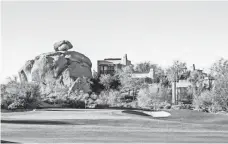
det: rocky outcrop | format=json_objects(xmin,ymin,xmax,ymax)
[{"xmin": 19, "ymin": 41, "xmax": 92, "ymax": 94}]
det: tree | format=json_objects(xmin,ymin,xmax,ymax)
[
  {"xmin": 92, "ymin": 70, "xmax": 98, "ymax": 79},
  {"xmin": 193, "ymin": 58, "xmax": 228, "ymax": 112},
  {"xmin": 134, "ymin": 61, "xmax": 157, "ymax": 73},
  {"xmin": 1, "ymin": 76, "xmax": 41, "ymax": 110},
  {"xmin": 188, "ymin": 70, "xmax": 205, "ymax": 97},
  {"xmin": 211, "ymin": 58, "xmax": 228, "ymax": 78},
  {"xmin": 115, "ymin": 66, "xmax": 146, "ymax": 92},
  {"xmin": 99, "ymin": 74, "xmax": 114, "ymax": 90},
  {"xmin": 134, "ymin": 61, "xmax": 165, "ymax": 83},
  {"xmin": 166, "ymin": 60, "xmax": 187, "ymax": 82},
  {"xmin": 210, "ymin": 58, "xmax": 228, "ymax": 109},
  {"xmin": 159, "ymin": 76, "xmax": 170, "ymax": 88}
]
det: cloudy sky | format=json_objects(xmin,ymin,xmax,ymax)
[{"xmin": 1, "ymin": 1, "xmax": 228, "ymax": 82}]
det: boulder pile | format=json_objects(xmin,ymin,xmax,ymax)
[{"xmin": 18, "ymin": 40, "xmax": 92, "ymax": 94}]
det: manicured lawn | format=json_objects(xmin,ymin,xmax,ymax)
[
  {"xmin": 1, "ymin": 109, "xmax": 228, "ymax": 143},
  {"xmin": 159, "ymin": 109, "xmax": 228, "ymax": 125}
]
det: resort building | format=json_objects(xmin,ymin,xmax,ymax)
[{"xmin": 97, "ymin": 54, "xmax": 131, "ymax": 75}]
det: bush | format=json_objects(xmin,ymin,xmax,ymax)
[
  {"xmin": 42, "ymin": 84, "xmax": 69, "ymax": 105},
  {"xmin": 158, "ymin": 101, "xmax": 171, "ymax": 109},
  {"xmin": 137, "ymin": 87, "xmax": 159, "ymax": 109},
  {"xmin": 90, "ymin": 78, "xmax": 104, "ymax": 93},
  {"xmin": 193, "ymin": 91, "xmax": 223, "ymax": 113},
  {"xmin": 157, "ymin": 87, "xmax": 172, "ymax": 103},
  {"xmin": 1, "ymin": 79, "xmax": 41, "ymax": 110},
  {"xmin": 95, "ymin": 90, "xmax": 121, "ymax": 107},
  {"xmin": 137, "ymin": 86, "xmax": 173, "ymax": 110},
  {"xmin": 64, "ymin": 91, "xmax": 89, "ymax": 108},
  {"xmin": 99, "ymin": 74, "xmax": 114, "ymax": 90}
]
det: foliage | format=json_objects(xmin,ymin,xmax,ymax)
[
  {"xmin": 134, "ymin": 61, "xmax": 165, "ymax": 84},
  {"xmin": 137, "ymin": 87, "xmax": 159, "ymax": 109},
  {"xmin": 90, "ymin": 78, "xmax": 105, "ymax": 94},
  {"xmin": 210, "ymin": 58, "xmax": 228, "ymax": 78},
  {"xmin": 134, "ymin": 61, "xmax": 157, "ymax": 73},
  {"xmin": 166, "ymin": 60, "xmax": 187, "ymax": 82},
  {"xmin": 159, "ymin": 76, "xmax": 170, "ymax": 87},
  {"xmin": 99, "ymin": 74, "xmax": 120, "ymax": 91},
  {"xmin": 188, "ymin": 70, "xmax": 205, "ymax": 97},
  {"xmin": 42, "ymin": 82, "xmax": 91, "ymax": 108},
  {"xmin": 115, "ymin": 66, "xmax": 146, "ymax": 92},
  {"xmin": 64, "ymin": 91, "xmax": 89, "ymax": 108},
  {"xmin": 158, "ymin": 101, "xmax": 171, "ymax": 109},
  {"xmin": 69, "ymin": 77, "xmax": 92, "ymax": 94},
  {"xmin": 193, "ymin": 58, "xmax": 228, "ymax": 112},
  {"xmin": 193, "ymin": 91, "xmax": 223, "ymax": 112},
  {"xmin": 210, "ymin": 58, "xmax": 228, "ymax": 110},
  {"xmin": 95, "ymin": 90, "xmax": 121, "ymax": 107},
  {"xmin": 157, "ymin": 87, "xmax": 172, "ymax": 103},
  {"xmin": 1, "ymin": 76, "xmax": 41, "ymax": 110},
  {"xmin": 99, "ymin": 74, "xmax": 114, "ymax": 90},
  {"xmin": 92, "ymin": 70, "xmax": 99, "ymax": 79}
]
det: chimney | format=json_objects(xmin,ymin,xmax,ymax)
[
  {"xmin": 193, "ymin": 64, "xmax": 195, "ymax": 71},
  {"xmin": 122, "ymin": 54, "xmax": 128, "ymax": 65}
]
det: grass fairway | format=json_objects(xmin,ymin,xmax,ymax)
[{"xmin": 1, "ymin": 109, "xmax": 228, "ymax": 143}]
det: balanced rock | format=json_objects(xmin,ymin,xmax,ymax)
[
  {"xmin": 54, "ymin": 40, "xmax": 73, "ymax": 51},
  {"xmin": 19, "ymin": 44, "xmax": 92, "ymax": 94}
]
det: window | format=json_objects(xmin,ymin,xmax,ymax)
[{"xmin": 104, "ymin": 66, "xmax": 108, "ymax": 70}]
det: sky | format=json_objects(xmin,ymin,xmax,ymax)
[{"xmin": 1, "ymin": 1, "xmax": 228, "ymax": 82}]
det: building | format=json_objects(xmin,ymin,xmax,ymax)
[
  {"xmin": 172, "ymin": 64, "xmax": 215, "ymax": 104},
  {"xmin": 131, "ymin": 68, "xmax": 154, "ymax": 80},
  {"xmin": 97, "ymin": 54, "xmax": 132, "ymax": 75}
]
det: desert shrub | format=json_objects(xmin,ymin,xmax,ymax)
[
  {"xmin": 99, "ymin": 74, "xmax": 120, "ymax": 91},
  {"xmin": 137, "ymin": 87, "xmax": 160, "ymax": 109},
  {"xmin": 99, "ymin": 74, "xmax": 115, "ymax": 90},
  {"xmin": 90, "ymin": 78, "xmax": 104, "ymax": 93},
  {"xmin": 7, "ymin": 100, "xmax": 25, "ymax": 110},
  {"xmin": 193, "ymin": 91, "xmax": 223, "ymax": 112},
  {"xmin": 64, "ymin": 91, "xmax": 89, "ymax": 108},
  {"xmin": 212, "ymin": 76, "xmax": 228, "ymax": 110},
  {"xmin": 116, "ymin": 101, "xmax": 139, "ymax": 109},
  {"xmin": 1, "ymin": 78, "xmax": 41, "ymax": 110},
  {"xmin": 158, "ymin": 101, "xmax": 171, "ymax": 109},
  {"xmin": 137, "ymin": 86, "xmax": 172, "ymax": 110},
  {"xmin": 192, "ymin": 58, "xmax": 228, "ymax": 112},
  {"xmin": 95, "ymin": 90, "xmax": 121, "ymax": 107},
  {"xmin": 157, "ymin": 87, "xmax": 172, "ymax": 103},
  {"xmin": 115, "ymin": 66, "xmax": 147, "ymax": 92},
  {"xmin": 42, "ymin": 83, "xmax": 69, "ymax": 105},
  {"xmin": 107, "ymin": 90, "xmax": 121, "ymax": 106}
]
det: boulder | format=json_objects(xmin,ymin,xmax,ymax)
[
  {"xmin": 19, "ymin": 49, "xmax": 92, "ymax": 95},
  {"xmin": 18, "ymin": 60, "xmax": 35, "ymax": 82},
  {"xmin": 54, "ymin": 40, "xmax": 73, "ymax": 51}
]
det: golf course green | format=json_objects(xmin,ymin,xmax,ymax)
[{"xmin": 1, "ymin": 109, "xmax": 228, "ymax": 143}]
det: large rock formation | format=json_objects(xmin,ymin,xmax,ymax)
[{"xmin": 18, "ymin": 41, "xmax": 92, "ymax": 94}]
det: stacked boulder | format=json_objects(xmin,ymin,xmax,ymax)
[{"xmin": 18, "ymin": 40, "xmax": 92, "ymax": 94}]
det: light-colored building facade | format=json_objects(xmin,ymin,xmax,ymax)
[
  {"xmin": 131, "ymin": 68, "xmax": 154, "ymax": 80},
  {"xmin": 97, "ymin": 54, "xmax": 132, "ymax": 75}
]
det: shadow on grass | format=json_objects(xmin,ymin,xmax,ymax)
[
  {"xmin": 1, "ymin": 140, "xmax": 19, "ymax": 143},
  {"xmin": 122, "ymin": 110, "xmax": 151, "ymax": 116},
  {"xmin": 107, "ymin": 107, "xmax": 153, "ymax": 111},
  {"xmin": 1, "ymin": 120, "xmax": 75, "ymax": 125},
  {"xmin": 1, "ymin": 109, "xmax": 33, "ymax": 113},
  {"xmin": 36, "ymin": 106, "xmax": 154, "ymax": 112}
]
